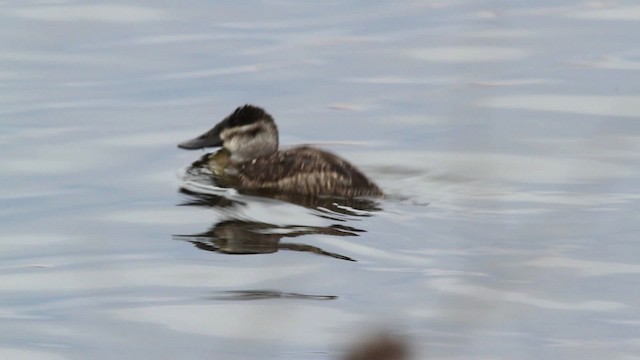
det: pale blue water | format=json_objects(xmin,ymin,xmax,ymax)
[{"xmin": 2, "ymin": 1, "xmax": 640, "ymax": 359}]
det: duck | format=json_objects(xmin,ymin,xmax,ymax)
[{"xmin": 178, "ymin": 105, "xmax": 383, "ymax": 198}]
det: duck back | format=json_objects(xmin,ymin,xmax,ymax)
[{"xmin": 233, "ymin": 146, "xmax": 383, "ymax": 198}]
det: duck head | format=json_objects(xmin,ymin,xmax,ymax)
[{"xmin": 178, "ymin": 105, "xmax": 279, "ymax": 162}]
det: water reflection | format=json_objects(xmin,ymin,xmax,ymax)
[
  {"xmin": 174, "ymin": 217, "xmax": 358, "ymax": 261},
  {"xmin": 209, "ymin": 290, "xmax": 337, "ymax": 301},
  {"xmin": 175, "ymin": 183, "xmax": 381, "ymax": 261}
]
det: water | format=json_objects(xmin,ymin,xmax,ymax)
[{"xmin": 2, "ymin": 1, "xmax": 640, "ymax": 359}]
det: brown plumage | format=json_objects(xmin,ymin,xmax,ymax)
[
  {"xmin": 178, "ymin": 105, "xmax": 383, "ymax": 198},
  {"xmin": 234, "ymin": 146, "xmax": 383, "ymax": 197}
]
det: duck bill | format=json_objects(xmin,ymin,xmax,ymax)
[{"xmin": 177, "ymin": 126, "xmax": 223, "ymax": 150}]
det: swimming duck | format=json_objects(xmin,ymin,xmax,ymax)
[{"xmin": 178, "ymin": 105, "xmax": 383, "ymax": 198}]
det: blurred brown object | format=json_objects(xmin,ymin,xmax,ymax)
[{"xmin": 343, "ymin": 333, "xmax": 411, "ymax": 360}]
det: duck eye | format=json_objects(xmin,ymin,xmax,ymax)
[{"xmin": 246, "ymin": 127, "xmax": 261, "ymax": 137}]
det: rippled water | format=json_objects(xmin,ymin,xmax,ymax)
[{"xmin": 2, "ymin": 1, "xmax": 640, "ymax": 359}]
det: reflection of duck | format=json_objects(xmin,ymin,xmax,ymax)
[
  {"xmin": 178, "ymin": 105, "xmax": 383, "ymax": 198},
  {"xmin": 175, "ymin": 188, "xmax": 376, "ymax": 261},
  {"xmin": 174, "ymin": 219, "xmax": 358, "ymax": 261}
]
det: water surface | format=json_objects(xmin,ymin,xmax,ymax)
[{"xmin": 2, "ymin": 1, "xmax": 640, "ymax": 359}]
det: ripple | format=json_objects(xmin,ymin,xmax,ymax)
[
  {"xmin": 113, "ymin": 303, "xmax": 362, "ymax": 345},
  {"xmin": 7, "ymin": 4, "xmax": 167, "ymax": 23},
  {"xmin": 525, "ymin": 256, "xmax": 640, "ymax": 276},
  {"xmin": 101, "ymin": 208, "xmax": 215, "ymax": 225},
  {"xmin": 0, "ymin": 261, "xmax": 323, "ymax": 292},
  {"xmin": 429, "ymin": 278, "xmax": 625, "ymax": 311},
  {"xmin": 462, "ymin": 29, "xmax": 537, "ymax": 39},
  {"xmin": 99, "ymin": 130, "xmax": 198, "ymax": 147},
  {"xmin": 114, "ymin": 33, "xmax": 247, "ymax": 46},
  {"xmin": 343, "ymin": 76, "xmax": 437, "ymax": 85},
  {"xmin": 569, "ymin": 55, "xmax": 640, "ymax": 70},
  {"xmin": 1, "ymin": 145, "xmax": 114, "ymax": 175},
  {"xmin": 470, "ymin": 78, "xmax": 558, "ymax": 87},
  {"xmin": 154, "ymin": 65, "xmax": 260, "ymax": 80},
  {"xmin": 571, "ymin": 5, "xmax": 640, "ymax": 21},
  {"xmin": 0, "ymin": 348, "xmax": 64, "ymax": 360},
  {"xmin": 353, "ymin": 150, "xmax": 634, "ymax": 185},
  {"xmin": 408, "ymin": 46, "xmax": 531, "ymax": 63},
  {"xmin": 478, "ymin": 94, "xmax": 640, "ymax": 118}
]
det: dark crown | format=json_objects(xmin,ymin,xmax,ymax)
[{"xmin": 224, "ymin": 105, "xmax": 273, "ymax": 128}]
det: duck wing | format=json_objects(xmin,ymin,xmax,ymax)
[{"xmin": 235, "ymin": 146, "xmax": 382, "ymax": 197}]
